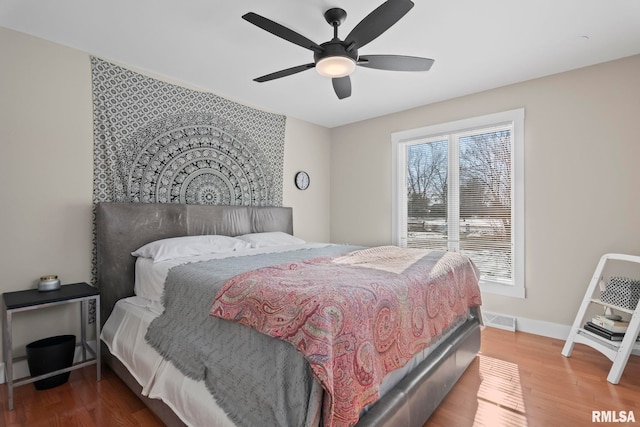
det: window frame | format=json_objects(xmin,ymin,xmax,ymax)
[{"xmin": 391, "ymin": 108, "xmax": 525, "ymax": 298}]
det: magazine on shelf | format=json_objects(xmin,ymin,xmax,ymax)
[
  {"xmin": 584, "ymin": 322, "xmax": 625, "ymax": 341},
  {"xmin": 591, "ymin": 315, "xmax": 629, "ymax": 333},
  {"xmin": 584, "ymin": 322, "xmax": 640, "ymax": 342}
]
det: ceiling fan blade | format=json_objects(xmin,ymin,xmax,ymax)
[
  {"xmin": 243, "ymin": 12, "xmax": 323, "ymax": 52},
  {"xmin": 344, "ymin": 0, "xmax": 414, "ymax": 51},
  {"xmin": 358, "ymin": 55, "xmax": 434, "ymax": 71},
  {"xmin": 254, "ymin": 63, "xmax": 316, "ymax": 82},
  {"xmin": 332, "ymin": 76, "xmax": 351, "ymax": 99}
]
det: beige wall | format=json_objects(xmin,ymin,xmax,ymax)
[
  {"xmin": 330, "ymin": 54, "xmax": 640, "ymax": 328},
  {"xmin": 283, "ymin": 117, "xmax": 331, "ymax": 242},
  {"xmin": 1, "ymin": 28, "xmax": 95, "ymax": 356},
  {"xmin": 0, "ymin": 27, "xmax": 331, "ymax": 360}
]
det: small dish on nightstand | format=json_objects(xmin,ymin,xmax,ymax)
[{"xmin": 38, "ymin": 275, "xmax": 61, "ymax": 292}]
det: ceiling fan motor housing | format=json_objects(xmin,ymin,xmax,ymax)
[{"xmin": 314, "ymin": 41, "xmax": 358, "ymax": 64}]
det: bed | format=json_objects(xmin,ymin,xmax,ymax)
[{"xmin": 95, "ymin": 202, "xmax": 482, "ymax": 427}]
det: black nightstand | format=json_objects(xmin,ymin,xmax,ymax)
[{"xmin": 1, "ymin": 282, "xmax": 101, "ymax": 410}]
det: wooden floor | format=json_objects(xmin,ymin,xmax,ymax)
[
  {"xmin": 1, "ymin": 327, "xmax": 639, "ymax": 426},
  {"xmin": 427, "ymin": 327, "xmax": 640, "ymax": 427}
]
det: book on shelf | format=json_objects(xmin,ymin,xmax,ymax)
[
  {"xmin": 583, "ymin": 322, "xmax": 640, "ymax": 342},
  {"xmin": 591, "ymin": 315, "xmax": 629, "ymax": 333},
  {"xmin": 584, "ymin": 322, "xmax": 625, "ymax": 341}
]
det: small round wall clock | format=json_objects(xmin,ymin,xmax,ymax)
[{"xmin": 295, "ymin": 171, "xmax": 310, "ymax": 190}]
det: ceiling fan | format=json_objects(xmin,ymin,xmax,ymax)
[{"xmin": 243, "ymin": 0, "xmax": 434, "ymax": 100}]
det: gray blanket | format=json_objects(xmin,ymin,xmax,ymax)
[{"xmin": 145, "ymin": 245, "xmax": 361, "ymax": 427}]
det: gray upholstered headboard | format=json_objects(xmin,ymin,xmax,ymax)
[{"xmin": 95, "ymin": 202, "xmax": 293, "ymax": 326}]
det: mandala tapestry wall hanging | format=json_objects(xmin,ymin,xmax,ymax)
[{"xmin": 91, "ymin": 57, "xmax": 286, "ymax": 207}]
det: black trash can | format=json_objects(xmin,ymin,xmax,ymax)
[{"xmin": 26, "ymin": 334, "xmax": 75, "ymax": 390}]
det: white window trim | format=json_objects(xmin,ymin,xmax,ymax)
[{"xmin": 391, "ymin": 109, "xmax": 525, "ymax": 298}]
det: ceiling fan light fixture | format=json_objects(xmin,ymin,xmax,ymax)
[{"xmin": 316, "ymin": 55, "xmax": 356, "ymax": 78}]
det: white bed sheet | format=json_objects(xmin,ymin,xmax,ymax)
[
  {"xmin": 134, "ymin": 243, "xmax": 334, "ymax": 304},
  {"xmin": 102, "ymin": 297, "xmax": 236, "ymax": 427}
]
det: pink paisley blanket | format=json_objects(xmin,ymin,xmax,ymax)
[{"xmin": 210, "ymin": 246, "xmax": 481, "ymax": 427}]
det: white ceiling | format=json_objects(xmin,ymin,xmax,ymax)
[{"xmin": 2, "ymin": 0, "xmax": 640, "ymax": 128}]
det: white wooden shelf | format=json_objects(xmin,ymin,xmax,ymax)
[
  {"xmin": 589, "ymin": 298, "xmax": 636, "ymax": 315},
  {"xmin": 562, "ymin": 253, "xmax": 640, "ymax": 384}
]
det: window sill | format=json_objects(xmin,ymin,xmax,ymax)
[{"xmin": 480, "ymin": 280, "xmax": 526, "ymax": 298}]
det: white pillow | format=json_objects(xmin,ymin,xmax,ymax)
[
  {"xmin": 132, "ymin": 235, "xmax": 252, "ymax": 263},
  {"xmin": 236, "ymin": 231, "xmax": 306, "ymax": 248}
]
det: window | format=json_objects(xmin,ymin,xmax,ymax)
[{"xmin": 392, "ymin": 109, "xmax": 525, "ymax": 298}]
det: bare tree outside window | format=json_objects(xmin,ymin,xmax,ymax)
[
  {"xmin": 459, "ymin": 130, "xmax": 512, "ymax": 280},
  {"xmin": 407, "ymin": 140, "xmax": 448, "ymax": 249},
  {"xmin": 406, "ymin": 129, "xmax": 513, "ymax": 281}
]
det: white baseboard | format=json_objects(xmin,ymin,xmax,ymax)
[
  {"xmin": 483, "ymin": 311, "xmax": 571, "ymax": 341},
  {"xmin": 515, "ymin": 316, "xmax": 571, "ymax": 341},
  {"xmin": 0, "ymin": 340, "xmax": 97, "ymax": 384}
]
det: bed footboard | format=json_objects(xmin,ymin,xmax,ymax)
[{"xmin": 356, "ymin": 316, "xmax": 481, "ymax": 426}]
